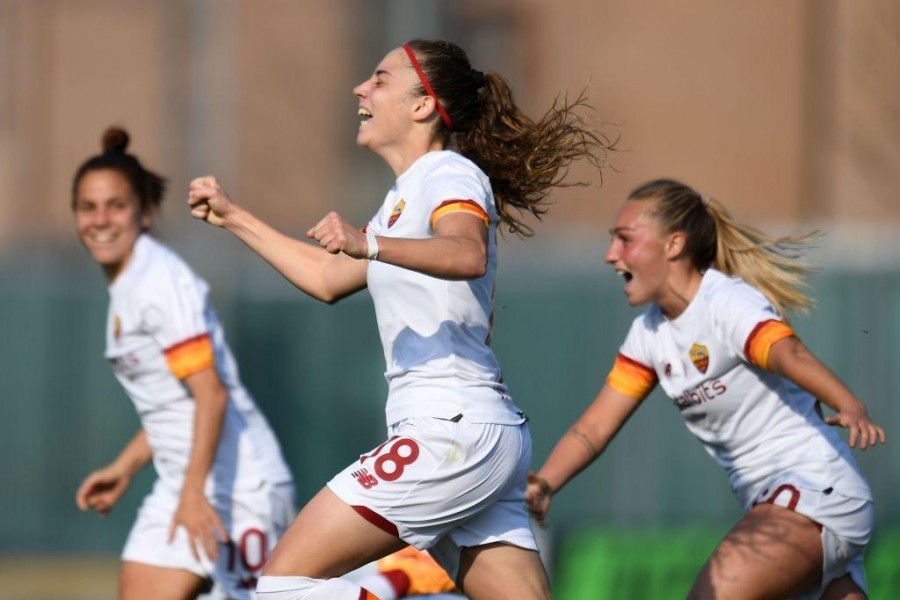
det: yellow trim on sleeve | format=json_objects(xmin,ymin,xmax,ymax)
[
  {"xmin": 607, "ymin": 354, "xmax": 657, "ymax": 400},
  {"xmin": 430, "ymin": 200, "xmax": 490, "ymax": 229},
  {"xmin": 164, "ymin": 334, "xmax": 215, "ymax": 380},
  {"xmin": 745, "ymin": 320, "xmax": 795, "ymax": 370}
]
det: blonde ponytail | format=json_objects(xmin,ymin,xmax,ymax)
[
  {"xmin": 629, "ymin": 179, "xmax": 818, "ymax": 320},
  {"xmin": 704, "ymin": 198, "xmax": 819, "ymax": 320}
]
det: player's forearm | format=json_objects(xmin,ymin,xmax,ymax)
[
  {"xmin": 769, "ymin": 338, "xmax": 867, "ymax": 414},
  {"xmin": 374, "ymin": 234, "xmax": 487, "ymax": 280},
  {"xmin": 537, "ymin": 412, "xmax": 613, "ymax": 493},
  {"xmin": 225, "ymin": 205, "xmax": 359, "ymax": 301},
  {"xmin": 538, "ymin": 388, "xmax": 644, "ymax": 493},
  {"xmin": 536, "ymin": 434, "xmax": 599, "ymax": 495},
  {"xmin": 110, "ymin": 429, "xmax": 153, "ymax": 477},
  {"xmin": 182, "ymin": 386, "xmax": 228, "ymax": 496}
]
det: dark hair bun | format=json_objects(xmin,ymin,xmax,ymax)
[{"xmin": 102, "ymin": 127, "xmax": 130, "ymax": 154}]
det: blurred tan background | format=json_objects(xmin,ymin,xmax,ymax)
[
  {"xmin": 2, "ymin": 1, "xmax": 899, "ymax": 599},
  {"xmin": 3, "ymin": 0, "xmax": 899, "ymax": 246}
]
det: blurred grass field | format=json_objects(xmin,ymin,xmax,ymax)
[
  {"xmin": 3, "ymin": 528, "xmax": 898, "ymax": 600},
  {"xmin": 0, "ymin": 556, "xmax": 118, "ymax": 600},
  {"xmin": 552, "ymin": 527, "xmax": 900, "ymax": 600}
]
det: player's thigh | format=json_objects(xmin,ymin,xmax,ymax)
[
  {"xmin": 263, "ymin": 486, "xmax": 406, "ymax": 579},
  {"xmin": 457, "ymin": 543, "xmax": 550, "ymax": 600},
  {"xmin": 688, "ymin": 502, "xmax": 823, "ymax": 599},
  {"xmin": 428, "ymin": 478, "xmax": 539, "ymax": 583},
  {"xmin": 120, "ymin": 561, "xmax": 206, "ymax": 600}
]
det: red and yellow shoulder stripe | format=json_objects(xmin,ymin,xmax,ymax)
[
  {"xmin": 430, "ymin": 199, "xmax": 489, "ymax": 229},
  {"xmin": 164, "ymin": 333, "xmax": 215, "ymax": 380},
  {"xmin": 607, "ymin": 353, "xmax": 657, "ymax": 399},
  {"xmin": 744, "ymin": 319, "xmax": 795, "ymax": 370}
]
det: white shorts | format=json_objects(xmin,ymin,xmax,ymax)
[
  {"xmin": 123, "ymin": 479, "xmax": 296, "ymax": 599},
  {"xmin": 753, "ymin": 478, "xmax": 873, "ymax": 598},
  {"xmin": 327, "ymin": 416, "xmax": 538, "ymax": 580}
]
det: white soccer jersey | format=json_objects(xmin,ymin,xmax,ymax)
[
  {"xmin": 364, "ymin": 151, "xmax": 524, "ymax": 426},
  {"xmin": 105, "ymin": 234, "xmax": 293, "ymax": 496},
  {"xmin": 606, "ymin": 269, "xmax": 871, "ymax": 512}
]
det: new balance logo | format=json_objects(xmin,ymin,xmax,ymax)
[{"xmin": 352, "ymin": 468, "xmax": 378, "ymax": 489}]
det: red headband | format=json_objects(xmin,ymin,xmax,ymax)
[{"xmin": 403, "ymin": 43, "xmax": 453, "ymax": 132}]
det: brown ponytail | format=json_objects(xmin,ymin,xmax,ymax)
[{"xmin": 405, "ymin": 39, "xmax": 615, "ymax": 236}]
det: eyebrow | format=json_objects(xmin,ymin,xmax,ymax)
[
  {"xmin": 374, "ymin": 69, "xmax": 391, "ymax": 78},
  {"xmin": 609, "ymin": 226, "xmax": 635, "ymax": 235}
]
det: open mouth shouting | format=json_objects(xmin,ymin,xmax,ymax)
[
  {"xmin": 614, "ymin": 267, "xmax": 638, "ymax": 301},
  {"xmin": 615, "ymin": 268, "xmax": 633, "ymax": 285},
  {"xmin": 358, "ymin": 107, "xmax": 372, "ymax": 127}
]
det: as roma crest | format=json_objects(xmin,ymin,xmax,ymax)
[
  {"xmin": 689, "ymin": 343, "xmax": 709, "ymax": 374},
  {"xmin": 388, "ymin": 199, "xmax": 406, "ymax": 228},
  {"xmin": 113, "ymin": 315, "xmax": 122, "ymax": 342}
]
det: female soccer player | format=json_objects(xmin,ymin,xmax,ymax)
[
  {"xmin": 526, "ymin": 179, "xmax": 885, "ymax": 599},
  {"xmin": 189, "ymin": 39, "xmax": 612, "ymax": 600},
  {"xmin": 73, "ymin": 127, "xmax": 295, "ymax": 600}
]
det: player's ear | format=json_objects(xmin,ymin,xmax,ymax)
[
  {"xmin": 411, "ymin": 94, "xmax": 437, "ymax": 123},
  {"xmin": 666, "ymin": 231, "xmax": 686, "ymax": 260},
  {"xmin": 140, "ymin": 206, "xmax": 154, "ymax": 231}
]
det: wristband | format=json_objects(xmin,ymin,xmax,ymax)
[{"xmin": 366, "ymin": 232, "xmax": 379, "ymax": 261}]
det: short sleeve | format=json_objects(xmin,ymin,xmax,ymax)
[
  {"xmin": 423, "ymin": 161, "xmax": 491, "ymax": 230},
  {"xmin": 364, "ymin": 203, "xmax": 387, "ymax": 236},
  {"xmin": 607, "ymin": 316, "xmax": 659, "ymax": 400},
  {"xmin": 140, "ymin": 266, "xmax": 215, "ymax": 379},
  {"xmin": 711, "ymin": 281, "xmax": 795, "ymax": 370}
]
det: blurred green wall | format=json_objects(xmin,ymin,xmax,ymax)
[{"xmin": 1, "ymin": 247, "xmax": 897, "ymax": 557}]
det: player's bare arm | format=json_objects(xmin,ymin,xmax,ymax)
[
  {"xmin": 334, "ymin": 210, "xmax": 488, "ymax": 280},
  {"xmin": 169, "ymin": 367, "xmax": 230, "ymax": 561},
  {"xmin": 767, "ymin": 336, "xmax": 886, "ymax": 449},
  {"xmin": 75, "ymin": 428, "xmax": 152, "ymax": 516},
  {"xmin": 527, "ymin": 385, "xmax": 644, "ymax": 525},
  {"xmin": 188, "ymin": 176, "xmax": 368, "ymax": 303}
]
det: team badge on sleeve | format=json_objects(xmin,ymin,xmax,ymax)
[
  {"xmin": 388, "ymin": 200, "xmax": 406, "ymax": 228},
  {"xmin": 113, "ymin": 315, "xmax": 122, "ymax": 342},
  {"xmin": 690, "ymin": 343, "xmax": 710, "ymax": 374}
]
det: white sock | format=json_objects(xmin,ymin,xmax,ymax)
[
  {"xmin": 256, "ymin": 575, "xmax": 373, "ymax": 600},
  {"xmin": 356, "ymin": 574, "xmax": 399, "ymax": 600}
]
